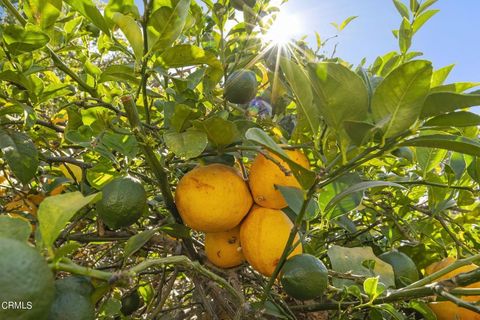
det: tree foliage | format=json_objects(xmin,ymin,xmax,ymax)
[{"xmin": 0, "ymin": 0, "xmax": 479, "ymax": 319}]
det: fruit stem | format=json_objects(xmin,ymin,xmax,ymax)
[{"xmin": 122, "ymin": 96, "xmax": 198, "ymax": 259}]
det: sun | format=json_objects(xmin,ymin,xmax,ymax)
[{"xmin": 261, "ymin": 10, "xmax": 304, "ymax": 46}]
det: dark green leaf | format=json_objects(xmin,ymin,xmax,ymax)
[
  {"xmin": 401, "ymin": 134, "xmax": 480, "ymax": 156},
  {"xmin": 325, "ymin": 181, "xmax": 405, "ymax": 214},
  {"xmin": 276, "ymin": 186, "xmax": 318, "ymax": 221},
  {"xmin": 98, "ymin": 65, "xmax": 139, "ymax": 84},
  {"xmin": 0, "ymin": 129, "xmax": 39, "ymax": 184},
  {"xmin": 408, "ymin": 300, "xmax": 436, "ymax": 320},
  {"xmin": 159, "ymin": 223, "xmax": 191, "ymax": 239}
]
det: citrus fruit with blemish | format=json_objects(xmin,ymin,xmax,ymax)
[
  {"xmin": 240, "ymin": 206, "xmax": 302, "ymax": 277},
  {"xmin": 205, "ymin": 226, "xmax": 244, "ymax": 268},
  {"xmin": 175, "ymin": 164, "xmax": 253, "ymax": 232},
  {"xmin": 248, "ymin": 149, "xmax": 310, "ymax": 209}
]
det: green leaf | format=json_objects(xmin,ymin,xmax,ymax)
[
  {"xmin": 399, "ymin": 17, "xmax": 412, "ymax": 54},
  {"xmin": 418, "ymin": 0, "xmax": 438, "ymax": 14},
  {"xmin": 408, "ymin": 300, "xmax": 437, "ymax": 320},
  {"xmin": 420, "ymin": 92, "xmax": 480, "ymax": 118},
  {"xmin": 309, "ymin": 62, "xmax": 369, "ymax": 135},
  {"xmin": 245, "ymin": 128, "xmax": 316, "ymax": 189},
  {"xmin": 431, "ymin": 64, "xmax": 454, "ymax": 87},
  {"xmin": 449, "ymin": 152, "xmax": 466, "ymax": 180},
  {"xmin": 104, "ymin": 0, "xmax": 140, "ymax": 25},
  {"xmin": 364, "ymin": 277, "xmax": 385, "ymax": 301},
  {"xmin": 431, "ymin": 82, "xmax": 480, "ymax": 93},
  {"xmin": 0, "ymin": 70, "xmax": 34, "ymax": 92},
  {"xmin": 124, "ymin": 229, "xmax": 157, "ymax": 259},
  {"xmin": 112, "ymin": 12, "xmax": 143, "ymax": 61},
  {"xmin": 424, "ymin": 111, "xmax": 480, "ymax": 128},
  {"xmin": 372, "ymin": 60, "xmax": 432, "ymax": 138},
  {"xmin": 0, "ymin": 129, "xmax": 39, "ymax": 184},
  {"xmin": 38, "ymin": 192, "xmax": 101, "ymax": 248},
  {"xmin": 157, "ymin": 44, "xmax": 223, "ymax": 90},
  {"xmin": 24, "ymin": 0, "xmax": 62, "ymax": 29},
  {"xmin": 327, "ymin": 245, "xmax": 395, "ymax": 288},
  {"xmin": 0, "ymin": 216, "xmax": 32, "ymax": 242},
  {"xmin": 170, "ymin": 104, "xmax": 201, "ymax": 132},
  {"xmin": 331, "ymin": 16, "xmax": 358, "ymax": 31},
  {"xmin": 343, "ymin": 120, "xmax": 376, "ymax": 146},
  {"xmin": 325, "ymin": 181, "xmax": 405, "ymax": 214},
  {"xmin": 149, "ymin": 0, "xmax": 191, "ymax": 52},
  {"xmin": 416, "ymin": 147, "xmax": 447, "ymax": 177},
  {"xmin": 280, "ymin": 59, "xmax": 318, "ymax": 136},
  {"xmin": 163, "ymin": 129, "xmax": 208, "ymax": 159},
  {"xmin": 101, "ymin": 132, "xmax": 139, "ymax": 158},
  {"xmin": 64, "ymin": 0, "xmax": 111, "ymax": 36},
  {"xmin": 159, "ymin": 223, "xmax": 191, "ymax": 239},
  {"xmin": 401, "ymin": 134, "xmax": 480, "ymax": 156},
  {"xmin": 193, "ymin": 117, "xmax": 240, "ymax": 148},
  {"xmin": 318, "ymin": 173, "xmax": 363, "ymax": 219},
  {"xmin": 393, "ymin": 0, "xmax": 410, "ymax": 18},
  {"xmin": 375, "ymin": 304, "xmax": 406, "ymax": 320},
  {"xmin": 98, "ymin": 64, "xmax": 139, "ymax": 84},
  {"xmin": 412, "ymin": 10, "xmax": 439, "ymax": 33},
  {"xmin": 276, "ymin": 186, "xmax": 319, "ymax": 221},
  {"xmin": 2, "ymin": 24, "xmax": 49, "ymax": 54}
]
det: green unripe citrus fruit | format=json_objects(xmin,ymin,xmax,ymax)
[
  {"xmin": 97, "ymin": 176, "xmax": 147, "ymax": 229},
  {"xmin": 48, "ymin": 278, "xmax": 95, "ymax": 320},
  {"xmin": 54, "ymin": 276, "xmax": 94, "ymax": 297},
  {"xmin": 378, "ymin": 250, "xmax": 419, "ymax": 288},
  {"xmin": 121, "ymin": 290, "xmax": 143, "ymax": 316},
  {"xmin": 231, "ymin": 0, "xmax": 256, "ymax": 11},
  {"xmin": 280, "ymin": 254, "xmax": 328, "ymax": 301},
  {"xmin": 0, "ymin": 237, "xmax": 55, "ymax": 320},
  {"xmin": 224, "ymin": 69, "xmax": 257, "ymax": 104}
]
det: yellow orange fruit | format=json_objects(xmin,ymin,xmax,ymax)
[
  {"xmin": 429, "ymin": 302, "xmax": 480, "ymax": 320},
  {"xmin": 175, "ymin": 164, "xmax": 253, "ymax": 232},
  {"xmin": 59, "ymin": 163, "xmax": 83, "ymax": 182},
  {"xmin": 205, "ymin": 226, "xmax": 244, "ymax": 268},
  {"xmin": 248, "ymin": 149, "xmax": 310, "ymax": 209},
  {"xmin": 240, "ymin": 206, "xmax": 302, "ymax": 277},
  {"xmin": 426, "ymin": 257, "xmax": 480, "ymax": 319}
]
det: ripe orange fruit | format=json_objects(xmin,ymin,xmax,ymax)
[
  {"xmin": 248, "ymin": 149, "xmax": 309, "ymax": 209},
  {"xmin": 240, "ymin": 206, "xmax": 302, "ymax": 277},
  {"xmin": 175, "ymin": 164, "xmax": 253, "ymax": 232},
  {"xmin": 205, "ymin": 226, "xmax": 244, "ymax": 268},
  {"xmin": 426, "ymin": 257, "xmax": 480, "ymax": 319}
]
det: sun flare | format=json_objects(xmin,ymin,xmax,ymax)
[{"xmin": 262, "ymin": 11, "xmax": 303, "ymax": 46}]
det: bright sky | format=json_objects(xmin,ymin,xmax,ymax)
[
  {"xmin": 134, "ymin": 0, "xmax": 479, "ymax": 84},
  {"xmin": 277, "ymin": 0, "xmax": 480, "ymax": 84}
]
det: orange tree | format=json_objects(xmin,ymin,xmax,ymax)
[{"xmin": 0, "ymin": 0, "xmax": 480, "ymax": 319}]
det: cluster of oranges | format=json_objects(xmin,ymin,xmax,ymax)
[{"xmin": 174, "ymin": 149, "xmax": 309, "ymax": 276}]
